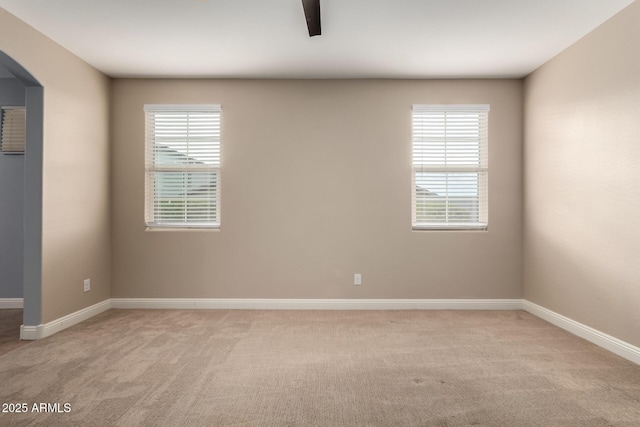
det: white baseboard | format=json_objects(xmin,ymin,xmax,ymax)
[
  {"xmin": 19, "ymin": 298, "xmax": 520, "ymax": 341},
  {"xmin": 110, "ymin": 298, "xmax": 523, "ymax": 310},
  {"xmin": 20, "ymin": 299, "xmax": 111, "ymax": 341},
  {"xmin": 522, "ymin": 300, "xmax": 640, "ymax": 366},
  {"xmin": 0, "ymin": 298, "xmax": 23, "ymax": 309},
  {"xmin": 15, "ymin": 297, "xmax": 640, "ymax": 366},
  {"xmin": 19, "ymin": 325, "xmax": 39, "ymax": 340}
]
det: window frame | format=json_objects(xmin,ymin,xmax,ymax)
[
  {"xmin": 411, "ymin": 104, "xmax": 489, "ymax": 231},
  {"xmin": 144, "ymin": 104, "xmax": 221, "ymax": 230}
]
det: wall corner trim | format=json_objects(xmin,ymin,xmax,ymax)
[
  {"xmin": 0, "ymin": 298, "xmax": 24, "ymax": 309},
  {"xmin": 20, "ymin": 299, "xmax": 111, "ymax": 341},
  {"xmin": 522, "ymin": 300, "xmax": 640, "ymax": 365},
  {"xmin": 19, "ymin": 324, "xmax": 40, "ymax": 340}
]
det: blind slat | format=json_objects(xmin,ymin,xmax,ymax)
[{"xmin": 1, "ymin": 107, "xmax": 26, "ymax": 154}]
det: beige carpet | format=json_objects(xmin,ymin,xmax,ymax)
[
  {"xmin": 1, "ymin": 309, "xmax": 639, "ymax": 426},
  {"xmin": 0, "ymin": 309, "xmax": 28, "ymax": 357}
]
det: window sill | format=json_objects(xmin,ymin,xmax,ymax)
[
  {"xmin": 145, "ymin": 223, "xmax": 220, "ymax": 232},
  {"xmin": 412, "ymin": 224, "xmax": 487, "ymax": 231}
]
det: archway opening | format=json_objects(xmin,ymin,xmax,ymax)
[{"xmin": 0, "ymin": 50, "xmax": 43, "ymax": 338}]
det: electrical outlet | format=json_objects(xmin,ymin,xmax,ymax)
[
  {"xmin": 83, "ymin": 279, "xmax": 91, "ymax": 292},
  {"xmin": 354, "ymin": 273, "xmax": 362, "ymax": 285}
]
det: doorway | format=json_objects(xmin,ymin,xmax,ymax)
[{"xmin": 0, "ymin": 50, "xmax": 43, "ymax": 340}]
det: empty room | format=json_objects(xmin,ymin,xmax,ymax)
[{"xmin": 0, "ymin": 0, "xmax": 639, "ymax": 425}]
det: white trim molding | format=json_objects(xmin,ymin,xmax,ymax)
[
  {"xmin": 0, "ymin": 298, "xmax": 23, "ymax": 309},
  {"xmin": 19, "ymin": 298, "xmax": 520, "ymax": 341},
  {"xmin": 110, "ymin": 298, "xmax": 523, "ymax": 311},
  {"xmin": 19, "ymin": 325, "xmax": 39, "ymax": 340},
  {"xmin": 523, "ymin": 300, "xmax": 640, "ymax": 366},
  {"xmin": 14, "ymin": 297, "xmax": 640, "ymax": 367},
  {"xmin": 20, "ymin": 299, "xmax": 111, "ymax": 341}
]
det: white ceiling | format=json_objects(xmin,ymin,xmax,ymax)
[{"xmin": 0, "ymin": 0, "xmax": 634, "ymax": 79}]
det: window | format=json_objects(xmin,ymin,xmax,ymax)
[
  {"xmin": 1, "ymin": 106, "xmax": 26, "ymax": 154},
  {"xmin": 145, "ymin": 104, "xmax": 221, "ymax": 228},
  {"xmin": 412, "ymin": 104, "xmax": 489, "ymax": 230}
]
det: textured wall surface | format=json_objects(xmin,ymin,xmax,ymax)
[
  {"xmin": 112, "ymin": 79, "xmax": 523, "ymax": 299},
  {"xmin": 524, "ymin": 2, "xmax": 640, "ymax": 346}
]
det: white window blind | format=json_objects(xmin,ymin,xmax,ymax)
[
  {"xmin": 412, "ymin": 104, "xmax": 489, "ymax": 229},
  {"xmin": 1, "ymin": 106, "xmax": 26, "ymax": 154},
  {"xmin": 145, "ymin": 104, "xmax": 221, "ymax": 228}
]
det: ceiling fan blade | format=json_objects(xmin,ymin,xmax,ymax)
[{"xmin": 301, "ymin": 0, "xmax": 321, "ymax": 37}]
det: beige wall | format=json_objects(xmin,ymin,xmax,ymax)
[
  {"xmin": 3, "ymin": 0, "xmax": 639, "ymax": 351},
  {"xmin": 112, "ymin": 79, "xmax": 523, "ymax": 299},
  {"xmin": 0, "ymin": 9, "xmax": 111, "ymax": 322},
  {"xmin": 524, "ymin": 2, "xmax": 640, "ymax": 346}
]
